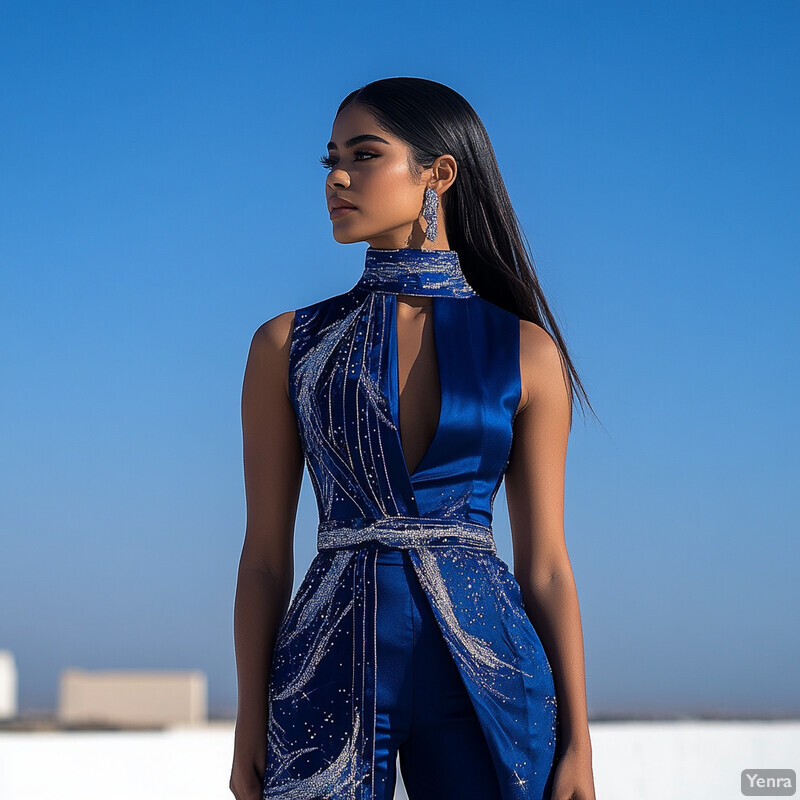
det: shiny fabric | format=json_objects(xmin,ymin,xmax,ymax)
[
  {"xmin": 371, "ymin": 546, "xmax": 504, "ymax": 800},
  {"xmin": 262, "ymin": 247, "xmax": 559, "ymax": 800}
]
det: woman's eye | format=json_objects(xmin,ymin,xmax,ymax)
[{"xmin": 319, "ymin": 150, "xmax": 378, "ymax": 170}]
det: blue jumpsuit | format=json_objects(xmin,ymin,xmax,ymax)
[{"xmin": 262, "ymin": 247, "xmax": 560, "ymax": 800}]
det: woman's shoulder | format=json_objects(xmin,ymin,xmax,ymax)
[
  {"xmin": 517, "ymin": 319, "xmax": 566, "ymax": 413},
  {"xmin": 249, "ymin": 310, "xmax": 296, "ymax": 363},
  {"xmin": 250, "ymin": 288, "xmax": 361, "ymax": 361},
  {"xmin": 519, "ymin": 318, "xmax": 558, "ymax": 354},
  {"xmin": 470, "ymin": 298, "xmax": 557, "ymax": 355}
]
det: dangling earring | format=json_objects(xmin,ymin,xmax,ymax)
[{"xmin": 421, "ymin": 187, "xmax": 438, "ymax": 242}]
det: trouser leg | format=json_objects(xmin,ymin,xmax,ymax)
[
  {"xmin": 373, "ymin": 547, "xmax": 414, "ymax": 800},
  {"xmin": 398, "ymin": 551, "xmax": 502, "ymax": 800}
]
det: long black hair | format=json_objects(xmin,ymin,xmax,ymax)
[{"xmin": 335, "ymin": 77, "xmax": 598, "ymax": 428}]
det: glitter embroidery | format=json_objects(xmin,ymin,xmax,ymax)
[{"xmin": 263, "ymin": 247, "xmax": 559, "ymax": 800}]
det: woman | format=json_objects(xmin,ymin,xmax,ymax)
[{"xmin": 231, "ymin": 77, "xmax": 597, "ymax": 800}]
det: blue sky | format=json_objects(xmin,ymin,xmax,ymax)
[{"xmin": 1, "ymin": 0, "xmax": 798, "ymax": 718}]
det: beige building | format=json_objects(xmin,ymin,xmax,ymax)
[{"xmin": 58, "ymin": 668, "xmax": 207, "ymax": 727}]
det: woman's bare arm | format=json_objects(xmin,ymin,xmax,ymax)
[
  {"xmin": 231, "ymin": 311, "xmax": 304, "ymax": 797},
  {"xmin": 504, "ymin": 319, "xmax": 592, "ymax": 756}
]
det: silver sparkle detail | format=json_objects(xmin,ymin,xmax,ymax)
[
  {"xmin": 317, "ymin": 515, "xmax": 497, "ymax": 553},
  {"xmin": 355, "ymin": 247, "xmax": 476, "ymax": 298}
]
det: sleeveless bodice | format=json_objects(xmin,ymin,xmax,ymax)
[
  {"xmin": 262, "ymin": 247, "xmax": 559, "ymax": 800},
  {"xmin": 289, "ymin": 246, "xmax": 520, "ymax": 536}
]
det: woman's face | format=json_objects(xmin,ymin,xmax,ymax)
[{"xmin": 323, "ymin": 104, "xmax": 450, "ymax": 249}]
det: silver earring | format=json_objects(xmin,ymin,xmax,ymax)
[{"xmin": 422, "ymin": 187, "xmax": 438, "ymax": 242}]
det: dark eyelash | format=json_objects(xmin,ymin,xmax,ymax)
[{"xmin": 319, "ymin": 149, "xmax": 378, "ymax": 170}]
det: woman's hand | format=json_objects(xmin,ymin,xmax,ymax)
[
  {"xmin": 229, "ymin": 754, "xmax": 264, "ymax": 800},
  {"xmin": 550, "ymin": 743, "xmax": 596, "ymax": 800}
]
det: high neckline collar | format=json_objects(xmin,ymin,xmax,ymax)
[{"xmin": 354, "ymin": 247, "xmax": 476, "ymax": 298}]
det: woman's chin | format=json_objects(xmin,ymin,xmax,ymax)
[{"xmin": 332, "ymin": 228, "xmax": 367, "ymax": 245}]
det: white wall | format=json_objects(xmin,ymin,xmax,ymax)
[
  {"xmin": 0, "ymin": 721, "xmax": 797, "ymax": 800},
  {"xmin": 0, "ymin": 651, "xmax": 18, "ymax": 720}
]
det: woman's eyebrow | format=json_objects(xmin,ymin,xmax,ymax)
[{"xmin": 327, "ymin": 134, "xmax": 391, "ymax": 150}]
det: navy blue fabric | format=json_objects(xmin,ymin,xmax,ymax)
[
  {"xmin": 262, "ymin": 247, "xmax": 560, "ymax": 800},
  {"xmin": 373, "ymin": 546, "xmax": 504, "ymax": 800},
  {"xmin": 286, "ymin": 285, "xmax": 520, "ymax": 528}
]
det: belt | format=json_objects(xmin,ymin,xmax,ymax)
[{"xmin": 317, "ymin": 516, "xmax": 497, "ymax": 554}]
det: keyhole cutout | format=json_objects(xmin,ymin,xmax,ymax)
[{"xmin": 394, "ymin": 295, "xmax": 442, "ymax": 479}]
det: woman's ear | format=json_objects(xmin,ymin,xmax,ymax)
[{"xmin": 430, "ymin": 154, "xmax": 457, "ymax": 194}]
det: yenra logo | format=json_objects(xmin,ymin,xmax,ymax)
[{"xmin": 741, "ymin": 769, "xmax": 796, "ymax": 796}]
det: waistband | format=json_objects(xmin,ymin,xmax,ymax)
[{"xmin": 317, "ymin": 516, "xmax": 497, "ymax": 554}]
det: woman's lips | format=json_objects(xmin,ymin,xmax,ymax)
[{"xmin": 330, "ymin": 206, "xmax": 357, "ymax": 219}]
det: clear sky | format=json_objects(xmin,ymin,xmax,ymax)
[{"xmin": 1, "ymin": 0, "xmax": 798, "ymax": 718}]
